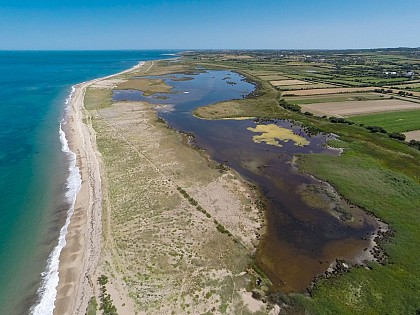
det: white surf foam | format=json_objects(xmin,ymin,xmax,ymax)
[
  {"xmin": 30, "ymin": 60, "xmax": 146, "ymax": 315},
  {"xmin": 30, "ymin": 86, "xmax": 82, "ymax": 315}
]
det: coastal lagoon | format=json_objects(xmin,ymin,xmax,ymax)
[
  {"xmin": 0, "ymin": 51, "xmax": 176, "ymax": 314},
  {"xmin": 114, "ymin": 69, "xmax": 378, "ymax": 292}
]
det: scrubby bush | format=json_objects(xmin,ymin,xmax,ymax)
[
  {"xmin": 366, "ymin": 125, "xmax": 387, "ymax": 133},
  {"xmin": 328, "ymin": 117, "xmax": 354, "ymax": 125},
  {"xmin": 389, "ymin": 133, "xmax": 406, "ymax": 141},
  {"xmin": 278, "ymin": 99, "xmax": 301, "ymax": 112}
]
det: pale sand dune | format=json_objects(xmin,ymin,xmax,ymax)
[{"xmin": 300, "ymin": 99, "xmax": 420, "ymax": 117}]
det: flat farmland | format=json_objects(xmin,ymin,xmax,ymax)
[
  {"xmin": 270, "ymin": 79, "xmax": 311, "ymax": 86},
  {"xmin": 388, "ymin": 82, "xmax": 420, "ymax": 92},
  {"xmin": 300, "ymin": 99, "xmax": 420, "ymax": 117},
  {"xmin": 283, "ymin": 86, "xmax": 376, "ymax": 96},
  {"xmin": 285, "ymin": 92, "xmax": 390, "ymax": 105},
  {"xmin": 257, "ymin": 74, "xmax": 290, "ymax": 81},
  {"xmin": 348, "ymin": 109, "xmax": 420, "ymax": 133},
  {"xmin": 246, "ymin": 69, "xmax": 290, "ymax": 81},
  {"xmin": 389, "ymin": 82, "xmax": 420, "ymax": 87},
  {"xmin": 277, "ymin": 83, "xmax": 339, "ymax": 90}
]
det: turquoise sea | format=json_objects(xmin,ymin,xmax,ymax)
[{"xmin": 0, "ymin": 51, "xmax": 176, "ymax": 314}]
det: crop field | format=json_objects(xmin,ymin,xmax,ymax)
[
  {"xmin": 285, "ymin": 92, "xmax": 390, "ymax": 105},
  {"xmin": 387, "ymin": 82, "xmax": 420, "ymax": 92},
  {"xmin": 269, "ymin": 79, "xmax": 311, "ymax": 86},
  {"xmin": 257, "ymin": 74, "xmax": 289, "ymax": 81},
  {"xmin": 348, "ymin": 109, "xmax": 420, "ymax": 133},
  {"xmin": 274, "ymin": 83, "xmax": 336, "ymax": 90},
  {"xmin": 300, "ymin": 99, "xmax": 420, "ymax": 117},
  {"xmin": 283, "ymin": 87, "xmax": 376, "ymax": 96},
  {"xmin": 342, "ymin": 76, "xmax": 410, "ymax": 85}
]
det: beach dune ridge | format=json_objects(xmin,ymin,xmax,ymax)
[{"xmin": 30, "ymin": 62, "xmax": 145, "ymax": 315}]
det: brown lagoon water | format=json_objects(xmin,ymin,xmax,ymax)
[{"xmin": 113, "ymin": 69, "xmax": 378, "ymax": 293}]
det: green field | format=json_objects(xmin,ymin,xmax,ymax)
[{"xmin": 349, "ymin": 109, "xmax": 420, "ymax": 133}]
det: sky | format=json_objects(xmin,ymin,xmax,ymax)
[{"xmin": 0, "ymin": 0, "xmax": 419, "ymax": 50}]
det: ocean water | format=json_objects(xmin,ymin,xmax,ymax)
[{"xmin": 0, "ymin": 50, "xmax": 176, "ymax": 315}]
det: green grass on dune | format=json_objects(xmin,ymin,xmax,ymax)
[
  {"xmin": 84, "ymin": 87, "xmax": 112, "ymax": 110},
  {"xmin": 349, "ymin": 110, "xmax": 420, "ymax": 133}
]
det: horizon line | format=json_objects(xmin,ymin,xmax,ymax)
[{"xmin": 0, "ymin": 47, "xmax": 419, "ymax": 52}]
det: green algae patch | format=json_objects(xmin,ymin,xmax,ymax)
[{"xmin": 247, "ymin": 124, "xmax": 310, "ymax": 147}]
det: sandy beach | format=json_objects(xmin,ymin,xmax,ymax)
[{"xmin": 53, "ymin": 63, "xmax": 144, "ymax": 315}]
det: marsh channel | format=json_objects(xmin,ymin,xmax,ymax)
[{"xmin": 113, "ymin": 69, "xmax": 379, "ymax": 293}]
